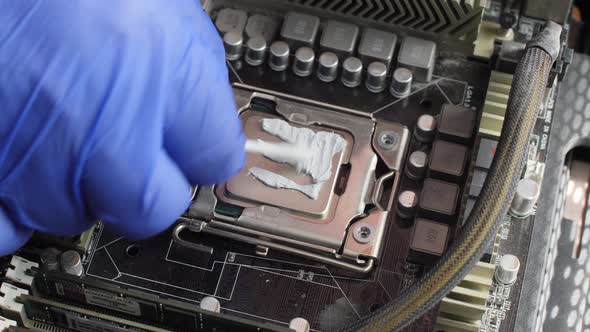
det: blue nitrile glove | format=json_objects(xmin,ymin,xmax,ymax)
[{"xmin": 0, "ymin": 1, "xmax": 245, "ymax": 255}]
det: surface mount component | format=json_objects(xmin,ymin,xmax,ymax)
[
  {"xmin": 39, "ymin": 248, "xmax": 60, "ymax": 272},
  {"xmin": 293, "ymin": 47, "xmax": 315, "ymax": 77},
  {"xmin": 510, "ymin": 178, "xmax": 540, "ymax": 217},
  {"xmin": 180, "ymin": 88, "xmax": 410, "ymax": 272},
  {"xmin": 429, "ymin": 140, "xmax": 468, "ymax": 178},
  {"xmin": 280, "ymin": 12, "xmax": 320, "ymax": 48},
  {"xmin": 317, "ymin": 52, "xmax": 339, "ymax": 82},
  {"xmin": 289, "ymin": 318, "xmax": 310, "ymax": 332},
  {"xmin": 215, "ymin": 8, "xmax": 248, "ymax": 35},
  {"xmin": 245, "ymin": 35, "xmax": 267, "ymax": 66},
  {"xmin": 438, "ymin": 104, "xmax": 477, "ymax": 142},
  {"xmin": 60, "ymin": 250, "xmax": 83, "ymax": 276},
  {"xmin": 199, "ymin": 297, "xmax": 221, "ymax": 313},
  {"xmin": 397, "ymin": 190, "xmax": 419, "ymax": 219},
  {"xmin": 365, "ymin": 62, "xmax": 388, "ymax": 93},
  {"xmin": 414, "ymin": 114, "xmax": 437, "ymax": 143},
  {"xmin": 397, "ymin": 37, "xmax": 437, "ymax": 82},
  {"xmin": 245, "ymin": 14, "xmax": 281, "ymax": 43},
  {"xmin": 358, "ymin": 28, "xmax": 397, "ymax": 68},
  {"xmin": 269, "ymin": 41, "xmax": 290, "ymax": 71},
  {"xmin": 319, "ymin": 20, "xmax": 359, "ymax": 59},
  {"xmin": 495, "ymin": 254, "xmax": 521, "ymax": 285},
  {"xmin": 390, "ymin": 67, "xmax": 413, "ymax": 98},
  {"xmin": 223, "ymin": 31, "xmax": 243, "ymax": 61},
  {"xmin": 411, "ymin": 219, "xmax": 449, "ymax": 254},
  {"xmin": 409, "ymin": 218, "xmax": 450, "ymax": 265},
  {"xmin": 420, "ymin": 178, "xmax": 459, "ymax": 216},
  {"xmin": 341, "ymin": 57, "xmax": 363, "ymax": 88},
  {"xmin": 406, "ymin": 150, "xmax": 428, "ymax": 180}
]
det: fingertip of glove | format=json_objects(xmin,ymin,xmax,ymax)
[
  {"xmin": 98, "ymin": 152, "xmax": 192, "ymax": 240},
  {"xmin": 205, "ymin": 145, "xmax": 246, "ymax": 185},
  {"xmin": 187, "ymin": 129, "xmax": 246, "ymax": 186}
]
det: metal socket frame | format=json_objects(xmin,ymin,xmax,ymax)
[{"xmin": 175, "ymin": 87, "xmax": 409, "ymax": 273}]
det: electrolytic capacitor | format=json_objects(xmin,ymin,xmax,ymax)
[
  {"xmin": 245, "ymin": 35, "xmax": 267, "ymax": 66},
  {"xmin": 406, "ymin": 150, "xmax": 428, "ymax": 180},
  {"xmin": 397, "ymin": 190, "xmax": 419, "ymax": 219},
  {"xmin": 223, "ymin": 31, "xmax": 243, "ymax": 61},
  {"xmin": 293, "ymin": 47, "xmax": 315, "ymax": 77},
  {"xmin": 495, "ymin": 254, "xmax": 520, "ymax": 285},
  {"xmin": 289, "ymin": 318, "xmax": 310, "ymax": 332},
  {"xmin": 60, "ymin": 250, "xmax": 83, "ymax": 276},
  {"xmin": 40, "ymin": 248, "xmax": 61, "ymax": 272},
  {"xmin": 317, "ymin": 52, "xmax": 339, "ymax": 82},
  {"xmin": 199, "ymin": 297, "xmax": 221, "ymax": 313},
  {"xmin": 341, "ymin": 57, "xmax": 363, "ymax": 88},
  {"xmin": 269, "ymin": 41, "xmax": 290, "ymax": 71},
  {"xmin": 414, "ymin": 114, "xmax": 437, "ymax": 143},
  {"xmin": 509, "ymin": 178, "xmax": 540, "ymax": 217},
  {"xmin": 390, "ymin": 67, "xmax": 413, "ymax": 98},
  {"xmin": 365, "ymin": 62, "xmax": 388, "ymax": 93}
]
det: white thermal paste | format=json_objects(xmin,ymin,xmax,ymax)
[
  {"xmin": 249, "ymin": 167, "xmax": 322, "ymax": 199},
  {"xmin": 245, "ymin": 139, "xmax": 308, "ymax": 168},
  {"xmin": 248, "ymin": 118, "xmax": 347, "ymax": 199},
  {"xmin": 259, "ymin": 118, "xmax": 347, "ymax": 182}
]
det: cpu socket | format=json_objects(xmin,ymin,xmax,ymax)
[{"xmin": 175, "ymin": 87, "xmax": 409, "ymax": 273}]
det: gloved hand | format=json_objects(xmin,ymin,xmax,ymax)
[{"xmin": 0, "ymin": 0, "xmax": 245, "ymax": 255}]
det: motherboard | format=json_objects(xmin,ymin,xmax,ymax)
[{"xmin": 0, "ymin": 1, "xmax": 579, "ymax": 332}]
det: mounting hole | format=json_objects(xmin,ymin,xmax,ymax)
[
  {"xmin": 125, "ymin": 244, "xmax": 141, "ymax": 258},
  {"xmin": 419, "ymin": 98, "xmax": 433, "ymax": 108}
]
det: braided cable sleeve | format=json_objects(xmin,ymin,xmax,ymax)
[{"xmin": 341, "ymin": 22, "xmax": 561, "ymax": 332}]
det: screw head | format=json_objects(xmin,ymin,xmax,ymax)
[
  {"xmin": 352, "ymin": 223, "xmax": 374, "ymax": 244},
  {"xmin": 378, "ymin": 131, "xmax": 399, "ymax": 150}
]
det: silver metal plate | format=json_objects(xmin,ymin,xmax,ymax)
[{"xmin": 219, "ymin": 111, "xmax": 353, "ymax": 219}]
